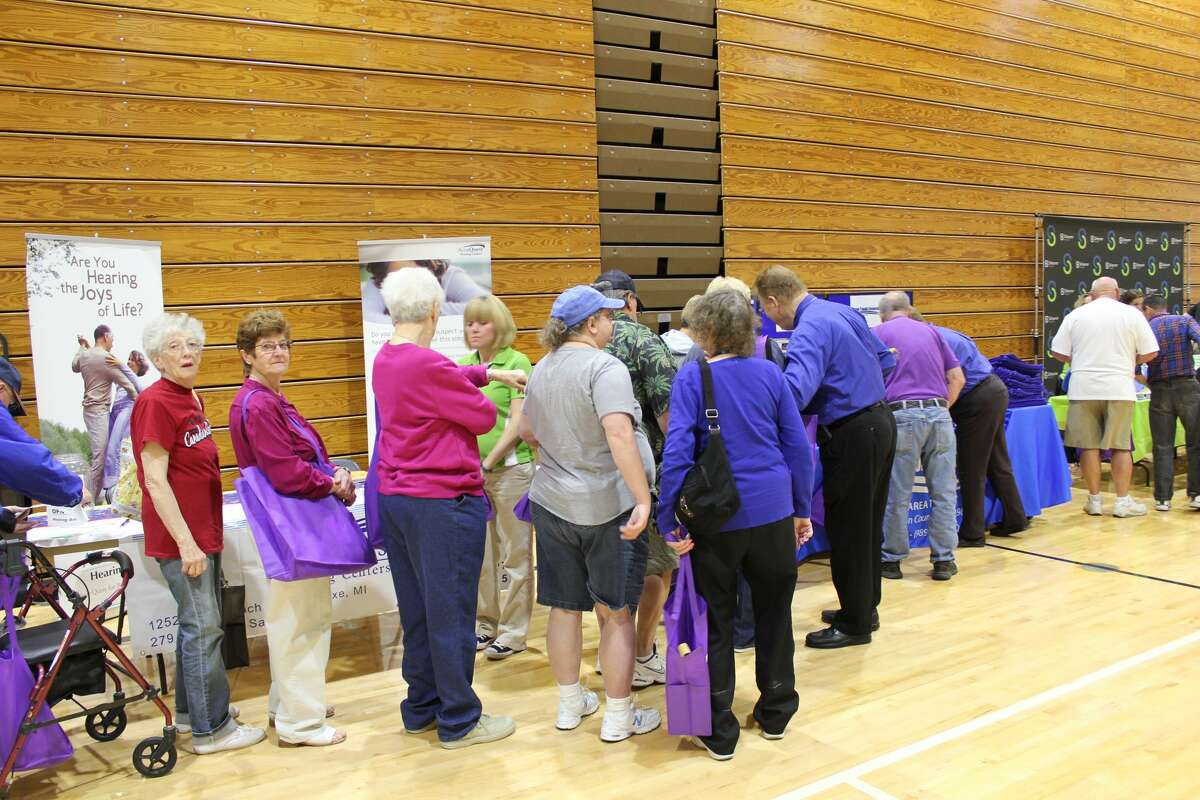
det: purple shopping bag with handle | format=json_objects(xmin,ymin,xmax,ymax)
[
  {"xmin": 1, "ymin": 575, "xmax": 74, "ymax": 772},
  {"xmin": 513, "ymin": 492, "xmax": 533, "ymax": 523},
  {"xmin": 234, "ymin": 393, "xmax": 375, "ymax": 580},
  {"xmin": 663, "ymin": 550, "xmax": 711, "ymax": 736}
]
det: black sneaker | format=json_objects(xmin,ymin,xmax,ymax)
[
  {"xmin": 932, "ymin": 561, "xmax": 958, "ymax": 581},
  {"xmin": 881, "ymin": 561, "xmax": 902, "ymax": 580}
]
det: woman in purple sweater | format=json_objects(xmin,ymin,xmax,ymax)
[
  {"xmin": 229, "ymin": 310, "xmax": 356, "ymax": 748},
  {"xmin": 371, "ymin": 267, "xmax": 525, "ymax": 750},
  {"xmin": 657, "ymin": 291, "xmax": 815, "ymax": 761}
]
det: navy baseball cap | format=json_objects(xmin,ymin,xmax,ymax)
[
  {"xmin": 551, "ymin": 285, "xmax": 626, "ymax": 327},
  {"xmin": 594, "ymin": 269, "xmax": 637, "ymax": 294},
  {"xmin": 0, "ymin": 357, "xmax": 25, "ymax": 416}
]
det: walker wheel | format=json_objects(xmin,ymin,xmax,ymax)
[
  {"xmin": 132, "ymin": 736, "xmax": 177, "ymax": 778},
  {"xmin": 86, "ymin": 707, "xmax": 128, "ymax": 742}
]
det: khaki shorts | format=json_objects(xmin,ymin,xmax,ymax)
[
  {"xmin": 1064, "ymin": 399, "xmax": 1134, "ymax": 450},
  {"xmin": 644, "ymin": 518, "xmax": 679, "ymax": 576}
]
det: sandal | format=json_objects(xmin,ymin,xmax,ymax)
[
  {"xmin": 270, "ymin": 705, "xmax": 335, "ymax": 727},
  {"xmin": 279, "ymin": 725, "xmax": 346, "ymax": 748}
]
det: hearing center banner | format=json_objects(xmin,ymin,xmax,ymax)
[
  {"xmin": 25, "ymin": 234, "xmax": 164, "ymax": 521},
  {"xmin": 358, "ymin": 236, "xmax": 492, "ymax": 453}
]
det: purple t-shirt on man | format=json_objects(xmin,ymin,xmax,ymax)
[{"xmin": 874, "ymin": 316, "xmax": 960, "ymax": 402}]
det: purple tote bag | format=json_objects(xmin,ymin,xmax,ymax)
[
  {"xmin": 1, "ymin": 576, "xmax": 73, "ymax": 773},
  {"xmin": 663, "ymin": 551, "xmax": 711, "ymax": 736},
  {"xmin": 234, "ymin": 394, "xmax": 375, "ymax": 581}
]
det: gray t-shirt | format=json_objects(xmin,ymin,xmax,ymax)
[{"xmin": 524, "ymin": 345, "xmax": 654, "ymax": 525}]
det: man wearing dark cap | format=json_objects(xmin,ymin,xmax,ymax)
[
  {"xmin": 755, "ymin": 266, "xmax": 896, "ymax": 649},
  {"xmin": 0, "ymin": 356, "xmax": 92, "ymax": 510},
  {"xmin": 593, "ymin": 269, "xmax": 678, "ymax": 687}
]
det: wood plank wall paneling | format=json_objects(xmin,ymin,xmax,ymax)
[
  {"xmin": 717, "ymin": 0, "xmax": 1199, "ymax": 357},
  {"xmin": 0, "ymin": 0, "xmax": 598, "ymax": 470}
]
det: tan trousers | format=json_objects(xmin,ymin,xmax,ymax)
[
  {"xmin": 266, "ymin": 576, "xmax": 332, "ymax": 743},
  {"xmin": 477, "ymin": 462, "xmax": 535, "ymax": 650},
  {"xmin": 82, "ymin": 407, "xmax": 109, "ymax": 500}
]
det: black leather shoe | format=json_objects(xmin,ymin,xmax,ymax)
[
  {"xmin": 881, "ymin": 561, "xmax": 902, "ymax": 580},
  {"xmin": 989, "ymin": 520, "xmax": 1031, "ymax": 537},
  {"xmin": 820, "ymin": 609, "xmax": 880, "ymax": 631},
  {"xmin": 932, "ymin": 560, "xmax": 958, "ymax": 581},
  {"xmin": 805, "ymin": 626, "xmax": 871, "ymax": 649},
  {"xmin": 958, "ymin": 538, "xmax": 986, "ymax": 548}
]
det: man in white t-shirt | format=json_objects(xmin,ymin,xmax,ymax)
[{"xmin": 1050, "ymin": 277, "xmax": 1159, "ymax": 517}]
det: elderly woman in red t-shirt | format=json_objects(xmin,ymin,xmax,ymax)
[
  {"xmin": 132, "ymin": 313, "xmax": 264, "ymax": 755},
  {"xmin": 228, "ymin": 309, "xmax": 353, "ymax": 748}
]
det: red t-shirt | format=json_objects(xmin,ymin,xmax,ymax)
[{"xmin": 131, "ymin": 378, "xmax": 224, "ymax": 559}]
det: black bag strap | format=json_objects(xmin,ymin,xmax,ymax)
[{"xmin": 699, "ymin": 359, "xmax": 719, "ymax": 432}]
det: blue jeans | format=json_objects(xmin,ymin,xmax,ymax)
[
  {"xmin": 379, "ymin": 493, "xmax": 487, "ymax": 742},
  {"xmin": 157, "ymin": 554, "xmax": 236, "ymax": 743},
  {"xmin": 882, "ymin": 406, "xmax": 959, "ymax": 564}
]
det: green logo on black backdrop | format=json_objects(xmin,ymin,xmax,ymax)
[
  {"xmin": 1046, "ymin": 225, "xmax": 1057, "ymax": 247},
  {"xmin": 1046, "ymin": 281, "xmax": 1057, "ymax": 303},
  {"xmin": 1121, "ymin": 256, "xmax": 1131, "ymax": 276},
  {"xmin": 1134, "ymin": 231, "xmax": 1144, "ymax": 252},
  {"xmin": 1148, "ymin": 256, "xmax": 1157, "ymax": 276},
  {"xmin": 1091, "ymin": 256, "xmax": 1102, "ymax": 276},
  {"xmin": 1174, "ymin": 256, "xmax": 1182, "ymax": 276},
  {"xmin": 1077, "ymin": 281, "xmax": 1088, "ymax": 298},
  {"xmin": 1076, "ymin": 227, "xmax": 1088, "ymax": 249},
  {"xmin": 1061, "ymin": 254, "xmax": 1073, "ymax": 274},
  {"xmin": 1160, "ymin": 232, "xmax": 1170, "ymax": 252},
  {"xmin": 1106, "ymin": 230, "xmax": 1117, "ymax": 251},
  {"xmin": 1160, "ymin": 281, "xmax": 1170, "ymax": 298}
]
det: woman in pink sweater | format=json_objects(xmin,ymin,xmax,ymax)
[{"xmin": 371, "ymin": 267, "xmax": 525, "ymax": 751}]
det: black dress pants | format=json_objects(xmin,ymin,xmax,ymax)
[
  {"xmin": 690, "ymin": 516, "xmax": 798, "ymax": 755},
  {"xmin": 822, "ymin": 403, "xmax": 896, "ymax": 636},
  {"xmin": 950, "ymin": 375, "xmax": 1026, "ymax": 542}
]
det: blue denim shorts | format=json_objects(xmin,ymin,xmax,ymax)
[{"xmin": 532, "ymin": 503, "xmax": 648, "ymax": 613}]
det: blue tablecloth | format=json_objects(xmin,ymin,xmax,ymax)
[
  {"xmin": 799, "ymin": 402, "xmax": 1071, "ymax": 562},
  {"xmin": 983, "ymin": 403, "xmax": 1072, "ymax": 525}
]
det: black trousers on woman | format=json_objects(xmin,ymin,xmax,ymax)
[{"xmin": 690, "ymin": 516, "xmax": 798, "ymax": 756}]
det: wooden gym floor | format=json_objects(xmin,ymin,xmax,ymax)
[{"xmin": 13, "ymin": 469, "xmax": 1200, "ymax": 800}]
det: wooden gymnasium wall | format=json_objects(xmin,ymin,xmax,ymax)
[
  {"xmin": 0, "ymin": 0, "xmax": 600, "ymax": 487},
  {"xmin": 717, "ymin": 0, "xmax": 1200, "ymax": 359}
]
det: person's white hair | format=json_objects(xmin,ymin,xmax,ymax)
[
  {"xmin": 706, "ymin": 276, "xmax": 752, "ymax": 301},
  {"xmin": 381, "ymin": 267, "xmax": 444, "ymax": 324},
  {"xmin": 142, "ymin": 312, "xmax": 206, "ymax": 360}
]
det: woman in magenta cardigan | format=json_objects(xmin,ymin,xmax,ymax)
[
  {"xmin": 371, "ymin": 267, "xmax": 525, "ymax": 750},
  {"xmin": 228, "ymin": 310, "xmax": 355, "ymax": 748}
]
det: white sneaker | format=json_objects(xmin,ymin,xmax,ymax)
[
  {"xmin": 189, "ymin": 724, "xmax": 265, "ymax": 755},
  {"xmin": 632, "ymin": 645, "xmax": 666, "ymax": 688},
  {"xmin": 1083, "ymin": 496, "xmax": 1103, "ymax": 516},
  {"xmin": 1155, "ymin": 500, "xmax": 1171, "ymax": 512},
  {"xmin": 600, "ymin": 705, "xmax": 661, "ymax": 743},
  {"xmin": 556, "ymin": 688, "xmax": 600, "ymax": 731},
  {"xmin": 1113, "ymin": 498, "xmax": 1147, "ymax": 518},
  {"xmin": 1190, "ymin": 495, "xmax": 1200, "ymax": 510}
]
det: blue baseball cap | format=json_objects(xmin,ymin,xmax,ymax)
[
  {"xmin": 0, "ymin": 357, "xmax": 25, "ymax": 416},
  {"xmin": 551, "ymin": 285, "xmax": 626, "ymax": 328}
]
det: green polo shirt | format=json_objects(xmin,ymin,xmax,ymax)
[{"xmin": 458, "ymin": 346, "xmax": 534, "ymax": 465}]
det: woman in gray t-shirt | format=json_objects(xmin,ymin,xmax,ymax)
[{"xmin": 519, "ymin": 285, "xmax": 660, "ymax": 745}]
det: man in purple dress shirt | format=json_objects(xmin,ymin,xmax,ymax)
[
  {"xmin": 1140, "ymin": 293, "xmax": 1200, "ymax": 511},
  {"xmin": 875, "ymin": 293, "xmax": 965, "ymax": 582},
  {"xmin": 756, "ymin": 267, "xmax": 897, "ymax": 649}
]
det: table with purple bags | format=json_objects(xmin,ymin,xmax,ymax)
[{"xmin": 25, "ymin": 478, "xmax": 396, "ymax": 660}]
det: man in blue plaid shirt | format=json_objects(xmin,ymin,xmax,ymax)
[{"xmin": 1142, "ymin": 294, "xmax": 1200, "ymax": 511}]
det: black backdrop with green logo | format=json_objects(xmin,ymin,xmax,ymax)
[{"xmin": 1040, "ymin": 215, "xmax": 1187, "ymax": 390}]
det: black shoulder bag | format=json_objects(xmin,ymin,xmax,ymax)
[{"xmin": 674, "ymin": 359, "xmax": 741, "ymax": 536}]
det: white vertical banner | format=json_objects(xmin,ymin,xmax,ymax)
[
  {"xmin": 25, "ymin": 234, "xmax": 164, "ymax": 518},
  {"xmin": 357, "ymin": 236, "xmax": 492, "ymax": 453}
]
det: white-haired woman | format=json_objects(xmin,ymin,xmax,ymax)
[
  {"xmin": 371, "ymin": 268, "xmax": 523, "ymax": 749},
  {"xmin": 131, "ymin": 313, "xmax": 265, "ymax": 754}
]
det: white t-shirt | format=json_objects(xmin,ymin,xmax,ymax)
[{"xmin": 1051, "ymin": 297, "xmax": 1159, "ymax": 401}]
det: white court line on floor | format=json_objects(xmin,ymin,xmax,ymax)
[
  {"xmin": 775, "ymin": 629, "xmax": 1200, "ymax": 799},
  {"xmin": 847, "ymin": 778, "xmax": 898, "ymax": 800}
]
